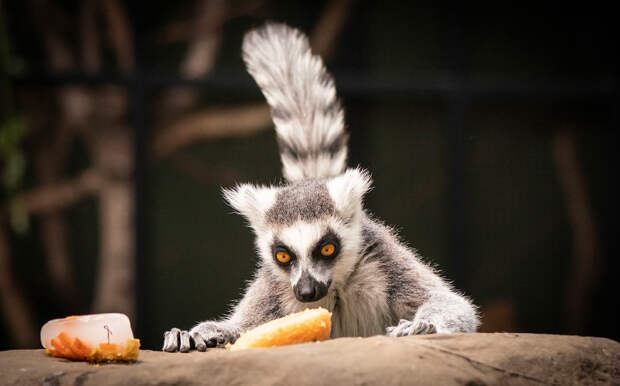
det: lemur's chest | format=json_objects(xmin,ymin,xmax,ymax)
[
  {"xmin": 330, "ymin": 260, "xmax": 395, "ymax": 338},
  {"xmin": 283, "ymin": 260, "xmax": 395, "ymax": 338}
]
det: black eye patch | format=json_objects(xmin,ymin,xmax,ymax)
[
  {"xmin": 271, "ymin": 241, "xmax": 296, "ymax": 268},
  {"xmin": 311, "ymin": 230, "xmax": 341, "ymax": 262}
]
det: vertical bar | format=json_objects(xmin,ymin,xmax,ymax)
[
  {"xmin": 445, "ymin": 94, "xmax": 467, "ymax": 289},
  {"xmin": 441, "ymin": 5, "xmax": 468, "ymax": 289},
  {"xmin": 128, "ymin": 4, "xmax": 149, "ymax": 346},
  {"xmin": 605, "ymin": 72, "xmax": 620, "ymax": 341},
  {"xmin": 344, "ymin": 9, "xmax": 373, "ymax": 173}
]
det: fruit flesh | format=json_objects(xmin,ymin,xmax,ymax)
[{"xmin": 230, "ymin": 308, "xmax": 332, "ymax": 351}]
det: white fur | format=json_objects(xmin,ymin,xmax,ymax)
[
  {"xmin": 222, "ymin": 184, "xmax": 277, "ymax": 231},
  {"xmin": 281, "ymin": 149, "xmax": 347, "ymax": 182},
  {"xmin": 326, "ymin": 168, "xmax": 373, "ymax": 221},
  {"xmin": 263, "ymin": 218, "xmax": 360, "ymax": 289},
  {"xmin": 242, "ymin": 23, "xmax": 347, "ymax": 181}
]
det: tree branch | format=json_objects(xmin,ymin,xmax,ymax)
[
  {"xmin": 34, "ymin": 145, "xmax": 79, "ymax": 301},
  {"xmin": 18, "ymin": 169, "xmax": 104, "ymax": 215},
  {"xmin": 158, "ymin": 0, "xmax": 230, "ymax": 120},
  {"xmin": 0, "ymin": 224, "xmax": 38, "ymax": 348},
  {"xmin": 101, "ymin": 0, "xmax": 134, "ymax": 72},
  {"xmin": 310, "ymin": 0, "xmax": 355, "ymax": 58},
  {"xmin": 154, "ymin": 103, "xmax": 272, "ymax": 157},
  {"xmin": 181, "ymin": 0, "xmax": 227, "ymax": 78},
  {"xmin": 153, "ymin": 0, "xmax": 356, "ymax": 157},
  {"xmin": 80, "ymin": 0, "xmax": 101, "ymax": 73},
  {"xmin": 553, "ymin": 128, "xmax": 601, "ymax": 333}
]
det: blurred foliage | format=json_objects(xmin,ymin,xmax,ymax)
[
  {"xmin": 0, "ymin": 117, "xmax": 28, "ymax": 186},
  {"xmin": 0, "ymin": 1, "xmax": 25, "ymax": 77},
  {"xmin": 0, "ymin": 117, "xmax": 30, "ymax": 233}
]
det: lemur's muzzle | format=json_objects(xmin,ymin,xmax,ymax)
[{"xmin": 293, "ymin": 272, "xmax": 331, "ymax": 302}]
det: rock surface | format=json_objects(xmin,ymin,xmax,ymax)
[{"xmin": 1, "ymin": 333, "xmax": 618, "ymax": 385}]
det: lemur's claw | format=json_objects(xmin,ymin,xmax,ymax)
[
  {"xmin": 163, "ymin": 322, "xmax": 237, "ymax": 352},
  {"xmin": 386, "ymin": 318, "xmax": 437, "ymax": 337},
  {"xmin": 179, "ymin": 330, "xmax": 192, "ymax": 352},
  {"xmin": 162, "ymin": 328, "xmax": 181, "ymax": 352},
  {"xmin": 190, "ymin": 330, "xmax": 207, "ymax": 351},
  {"xmin": 162, "ymin": 328, "xmax": 197, "ymax": 352}
]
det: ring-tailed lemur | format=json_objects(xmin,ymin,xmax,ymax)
[{"xmin": 163, "ymin": 22, "xmax": 479, "ymax": 353}]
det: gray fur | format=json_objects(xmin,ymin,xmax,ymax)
[
  {"xmin": 265, "ymin": 181, "xmax": 335, "ymax": 225},
  {"xmin": 163, "ymin": 23, "xmax": 479, "ymax": 352},
  {"xmin": 357, "ymin": 216, "xmax": 479, "ymax": 335}
]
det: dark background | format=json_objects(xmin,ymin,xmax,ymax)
[{"xmin": 1, "ymin": 0, "xmax": 618, "ymax": 351}]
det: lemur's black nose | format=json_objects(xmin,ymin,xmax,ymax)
[
  {"xmin": 294, "ymin": 274, "xmax": 331, "ymax": 302},
  {"xmin": 298, "ymin": 283, "xmax": 316, "ymax": 302}
]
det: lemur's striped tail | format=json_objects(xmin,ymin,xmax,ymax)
[{"xmin": 242, "ymin": 23, "xmax": 348, "ymax": 182}]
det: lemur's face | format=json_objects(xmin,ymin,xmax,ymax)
[
  {"xmin": 267, "ymin": 216, "xmax": 355, "ymax": 303},
  {"xmin": 224, "ymin": 169, "xmax": 371, "ymax": 303}
]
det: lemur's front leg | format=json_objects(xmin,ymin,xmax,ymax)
[
  {"xmin": 386, "ymin": 256, "xmax": 479, "ymax": 336},
  {"xmin": 162, "ymin": 271, "xmax": 282, "ymax": 352},
  {"xmin": 386, "ymin": 290, "xmax": 479, "ymax": 337},
  {"xmin": 163, "ymin": 320, "xmax": 241, "ymax": 352}
]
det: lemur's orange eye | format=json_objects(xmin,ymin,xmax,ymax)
[
  {"xmin": 276, "ymin": 251, "xmax": 291, "ymax": 263},
  {"xmin": 321, "ymin": 244, "xmax": 335, "ymax": 257}
]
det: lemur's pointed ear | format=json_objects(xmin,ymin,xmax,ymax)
[
  {"xmin": 326, "ymin": 168, "xmax": 373, "ymax": 221},
  {"xmin": 223, "ymin": 184, "xmax": 277, "ymax": 229}
]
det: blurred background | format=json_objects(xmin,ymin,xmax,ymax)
[{"xmin": 0, "ymin": 0, "xmax": 618, "ymax": 350}]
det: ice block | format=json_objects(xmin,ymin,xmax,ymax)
[{"xmin": 40, "ymin": 313, "xmax": 140, "ymax": 362}]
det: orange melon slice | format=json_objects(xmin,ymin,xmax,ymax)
[{"xmin": 230, "ymin": 308, "xmax": 332, "ymax": 351}]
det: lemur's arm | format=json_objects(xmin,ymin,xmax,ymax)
[
  {"xmin": 386, "ymin": 256, "xmax": 479, "ymax": 336},
  {"xmin": 362, "ymin": 219, "xmax": 478, "ymax": 336},
  {"xmin": 387, "ymin": 286, "xmax": 479, "ymax": 336},
  {"xmin": 162, "ymin": 269, "xmax": 283, "ymax": 352}
]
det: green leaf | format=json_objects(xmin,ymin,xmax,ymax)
[{"xmin": 8, "ymin": 198, "xmax": 29, "ymax": 234}]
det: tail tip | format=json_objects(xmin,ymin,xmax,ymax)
[{"xmin": 242, "ymin": 22, "xmax": 310, "ymax": 61}]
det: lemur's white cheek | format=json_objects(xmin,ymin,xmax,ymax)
[
  {"xmin": 256, "ymin": 231, "xmax": 274, "ymax": 258},
  {"xmin": 290, "ymin": 264, "xmax": 303, "ymax": 287},
  {"xmin": 307, "ymin": 265, "xmax": 331, "ymax": 286}
]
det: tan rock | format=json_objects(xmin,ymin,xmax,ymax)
[{"xmin": 1, "ymin": 333, "xmax": 618, "ymax": 385}]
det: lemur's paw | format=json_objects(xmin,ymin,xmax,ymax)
[
  {"xmin": 386, "ymin": 318, "xmax": 437, "ymax": 337},
  {"xmin": 162, "ymin": 327, "xmax": 191, "ymax": 352},
  {"xmin": 189, "ymin": 322, "xmax": 234, "ymax": 351},
  {"xmin": 162, "ymin": 323, "xmax": 233, "ymax": 353}
]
